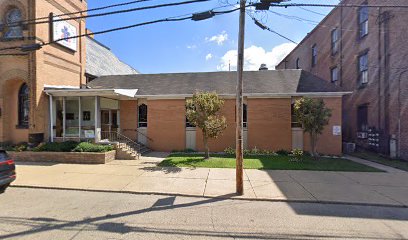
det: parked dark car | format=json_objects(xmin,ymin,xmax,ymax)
[{"xmin": 0, "ymin": 150, "xmax": 16, "ymax": 193}]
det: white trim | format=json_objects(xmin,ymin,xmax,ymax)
[
  {"xmin": 44, "ymin": 84, "xmax": 80, "ymax": 89},
  {"xmin": 49, "ymin": 95, "xmax": 53, "ymax": 142},
  {"xmin": 140, "ymin": 92, "xmax": 352, "ymax": 100},
  {"xmin": 44, "ymin": 88, "xmax": 138, "ymax": 99}
]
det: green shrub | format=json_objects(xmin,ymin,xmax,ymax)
[
  {"xmin": 9, "ymin": 143, "xmax": 29, "ymax": 152},
  {"xmin": 251, "ymin": 146, "xmax": 260, "ymax": 155},
  {"xmin": 290, "ymin": 149, "xmax": 304, "ymax": 162},
  {"xmin": 224, "ymin": 147, "xmax": 235, "ymax": 155},
  {"xmin": 33, "ymin": 141, "xmax": 79, "ymax": 152},
  {"xmin": 72, "ymin": 142, "xmax": 113, "ymax": 153},
  {"xmin": 276, "ymin": 149, "xmax": 290, "ymax": 156}
]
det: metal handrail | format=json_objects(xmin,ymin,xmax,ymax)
[
  {"xmin": 122, "ymin": 128, "xmax": 154, "ymax": 142},
  {"xmin": 101, "ymin": 131, "xmax": 144, "ymax": 156}
]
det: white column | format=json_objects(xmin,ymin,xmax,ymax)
[
  {"xmin": 49, "ymin": 95, "xmax": 54, "ymax": 142},
  {"xmin": 94, "ymin": 96, "xmax": 101, "ymax": 142},
  {"xmin": 62, "ymin": 97, "xmax": 66, "ymax": 141}
]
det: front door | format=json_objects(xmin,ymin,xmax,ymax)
[
  {"xmin": 101, "ymin": 110, "xmax": 118, "ymax": 133},
  {"xmin": 292, "ymin": 128, "xmax": 304, "ymax": 150}
]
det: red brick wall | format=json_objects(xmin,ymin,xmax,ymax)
[
  {"xmin": 147, "ymin": 99, "xmax": 186, "ymax": 151},
  {"xmin": 120, "ymin": 100, "xmax": 138, "ymax": 140},
  {"xmin": 196, "ymin": 99, "xmax": 236, "ymax": 152},
  {"xmin": 247, "ymin": 98, "xmax": 292, "ymax": 151},
  {"xmin": 303, "ymin": 97, "xmax": 343, "ymax": 156}
]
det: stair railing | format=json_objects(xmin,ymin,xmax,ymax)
[{"xmin": 101, "ymin": 131, "xmax": 143, "ymax": 157}]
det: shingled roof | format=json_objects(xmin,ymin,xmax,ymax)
[
  {"xmin": 86, "ymin": 36, "xmax": 139, "ymax": 77},
  {"xmin": 88, "ymin": 69, "xmax": 344, "ymax": 96}
]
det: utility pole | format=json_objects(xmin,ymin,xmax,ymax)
[{"xmin": 236, "ymin": 0, "xmax": 246, "ymax": 195}]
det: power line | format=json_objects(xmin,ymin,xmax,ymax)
[
  {"xmin": 0, "ymin": 6, "xmax": 242, "ymax": 52},
  {"xmin": 269, "ymin": 3, "xmax": 408, "ymax": 8},
  {"xmin": 298, "ymin": 6, "xmax": 327, "ymax": 17},
  {"xmin": 248, "ymin": 13, "xmax": 298, "ymax": 44},
  {"xmin": 20, "ymin": 0, "xmax": 156, "ymax": 25},
  {"xmin": 8, "ymin": 0, "xmax": 210, "ymax": 27}
]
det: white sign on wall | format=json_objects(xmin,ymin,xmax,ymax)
[
  {"xmin": 84, "ymin": 130, "xmax": 95, "ymax": 138},
  {"xmin": 333, "ymin": 125, "xmax": 341, "ymax": 136},
  {"xmin": 52, "ymin": 16, "xmax": 77, "ymax": 51}
]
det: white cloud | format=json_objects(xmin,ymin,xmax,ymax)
[
  {"xmin": 205, "ymin": 53, "xmax": 213, "ymax": 61},
  {"xmin": 217, "ymin": 43, "xmax": 296, "ymax": 71},
  {"xmin": 205, "ymin": 31, "xmax": 228, "ymax": 46},
  {"xmin": 187, "ymin": 44, "xmax": 197, "ymax": 49}
]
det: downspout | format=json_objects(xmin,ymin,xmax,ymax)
[
  {"xmin": 377, "ymin": 7, "xmax": 382, "ymax": 145},
  {"xmin": 397, "ymin": 70, "xmax": 408, "ymax": 158},
  {"xmin": 383, "ymin": 11, "xmax": 390, "ymax": 155}
]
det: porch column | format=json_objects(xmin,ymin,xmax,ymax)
[
  {"xmin": 94, "ymin": 96, "xmax": 101, "ymax": 142},
  {"xmin": 49, "ymin": 95, "xmax": 54, "ymax": 142},
  {"xmin": 62, "ymin": 97, "xmax": 66, "ymax": 141}
]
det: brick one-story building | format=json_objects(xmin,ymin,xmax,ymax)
[
  {"xmin": 0, "ymin": 0, "xmax": 349, "ymax": 156},
  {"xmin": 44, "ymin": 70, "xmax": 348, "ymax": 156}
]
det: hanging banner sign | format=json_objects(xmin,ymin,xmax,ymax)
[{"xmin": 52, "ymin": 16, "xmax": 77, "ymax": 51}]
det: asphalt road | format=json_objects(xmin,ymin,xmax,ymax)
[{"xmin": 0, "ymin": 187, "xmax": 407, "ymax": 240}]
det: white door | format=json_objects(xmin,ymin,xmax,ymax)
[
  {"xmin": 292, "ymin": 128, "xmax": 303, "ymax": 150},
  {"xmin": 138, "ymin": 128, "xmax": 148, "ymax": 146},
  {"xmin": 186, "ymin": 128, "xmax": 196, "ymax": 150}
]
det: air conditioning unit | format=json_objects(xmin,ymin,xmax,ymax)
[
  {"xmin": 357, "ymin": 132, "xmax": 368, "ymax": 139},
  {"xmin": 343, "ymin": 142, "xmax": 356, "ymax": 153}
]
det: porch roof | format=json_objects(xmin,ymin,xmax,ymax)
[{"xmin": 44, "ymin": 88, "xmax": 138, "ymax": 100}]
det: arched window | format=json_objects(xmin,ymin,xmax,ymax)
[
  {"xmin": 18, "ymin": 83, "xmax": 29, "ymax": 127},
  {"xmin": 296, "ymin": 58, "xmax": 300, "ymax": 69},
  {"xmin": 243, "ymin": 104, "xmax": 247, "ymax": 128},
  {"xmin": 4, "ymin": 8, "xmax": 23, "ymax": 39},
  {"xmin": 138, "ymin": 104, "xmax": 147, "ymax": 127}
]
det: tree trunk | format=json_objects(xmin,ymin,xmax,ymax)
[
  {"xmin": 203, "ymin": 135, "xmax": 210, "ymax": 159},
  {"xmin": 309, "ymin": 132, "xmax": 319, "ymax": 160}
]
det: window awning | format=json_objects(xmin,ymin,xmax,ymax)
[{"xmin": 44, "ymin": 88, "xmax": 138, "ymax": 100}]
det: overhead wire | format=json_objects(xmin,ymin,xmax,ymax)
[
  {"xmin": 20, "ymin": 0, "xmax": 156, "ymax": 25},
  {"xmin": 7, "ymin": 0, "xmax": 210, "ymax": 27},
  {"xmin": 0, "ymin": 5, "xmax": 243, "ymax": 52}
]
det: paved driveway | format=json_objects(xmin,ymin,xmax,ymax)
[{"xmin": 11, "ymin": 152, "xmax": 408, "ymax": 207}]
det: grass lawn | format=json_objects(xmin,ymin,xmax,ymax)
[
  {"xmin": 159, "ymin": 153, "xmax": 382, "ymax": 172},
  {"xmin": 350, "ymin": 151, "xmax": 408, "ymax": 172}
]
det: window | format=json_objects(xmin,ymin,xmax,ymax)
[
  {"xmin": 138, "ymin": 104, "xmax": 147, "ymax": 128},
  {"xmin": 311, "ymin": 44, "xmax": 317, "ymax": 67},
  {"xmin": 185, "ymin": 103, "xmax": 196, "ymax": 127},
  {"xmin": 296, "ymin": 58, "xmax": 300, "ymax": 69},
  {"xmin": 4, "ymin": 8, "xmax": 23, "ymax": 39},
  {"xmin": 18, "ymin": 83, "xmax": 29, "ymax": 127},
  {"xmin": 331, "ymin": 66, "xmax": 339, "ymax": 83},
  {"xmin": 331, "ymin": 28, "xmax": 339, "ymax": 55},
  {"xmin": 358, "ymin": 5, "xmax": 369, "ymax": 38},
  {"xmin": 358, "ymin": 52, "xmax": 368, "ymax": 85},
  {"xmin": 243, "ymin": 104, "xmax": 247, "ymax": 128},
  {"xmin": 291, "ymin": 103, "xmax": 302, "ymax": 128},
  {"xmin": 357, "ymin": 105, "xmax": 368, "ymax": 131}
]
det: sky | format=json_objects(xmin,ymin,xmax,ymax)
[{"xmin": 86, "ymin": 0, "xmax": 340, "ymax": 74}]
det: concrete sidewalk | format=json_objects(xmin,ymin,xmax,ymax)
[{"xmin": 11, "ymin": 152, "xmax": 408, "ymax": 207}]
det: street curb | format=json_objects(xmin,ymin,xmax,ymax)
[{"xmin": 10, "ymin": 185, "xmax": 408, "ymax": 209}]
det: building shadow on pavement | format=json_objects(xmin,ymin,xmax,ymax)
[{"xmin": 0, "ymin": 192, "xmax": 404, "ymax": 240}]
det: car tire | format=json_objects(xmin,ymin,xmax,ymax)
[{"xmin": 0, "ymin": 184, "xmax": 9, "ymax": 193}]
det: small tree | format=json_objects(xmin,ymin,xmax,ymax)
[
  {"xmin": 293, "ymin": 97, "xmax": 332, "ymax": 159},
  {"xmin": 186, "ymin": 91, "xmax": 227, "ymax": 159}
]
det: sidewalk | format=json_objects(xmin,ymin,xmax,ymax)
[{"xmin": 11, "ymin": 152, "xmax": 408, "ymax": 207}]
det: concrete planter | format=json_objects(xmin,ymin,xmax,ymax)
[{"xmin": 8, "ymin": 150, "xmax": 116, "ymax": 164}]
